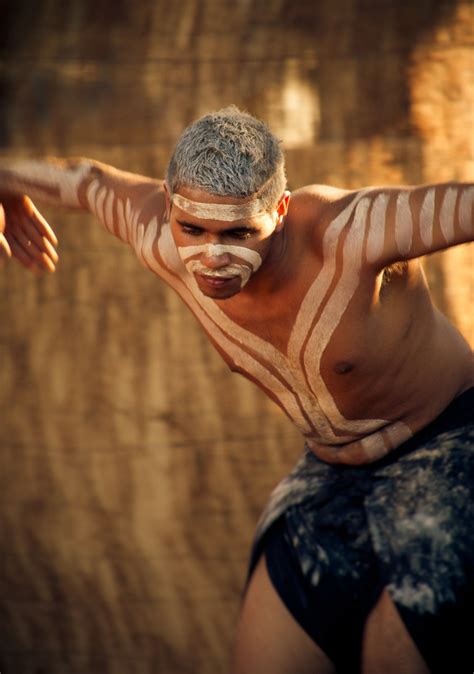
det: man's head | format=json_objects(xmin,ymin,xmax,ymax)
[
  {"xmin": 166, "ymin": 105, "xmax": 286, "ymax": 209},
  {"xmin": 165, "ymin": 107, "xmax": 290, "ymax": 299}
]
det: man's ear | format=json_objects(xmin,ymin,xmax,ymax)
[{"xmin": 275, "ymin": 190, "xmax": 291, "ymax": 231}]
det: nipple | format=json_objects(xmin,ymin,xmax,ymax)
[{"xmin": 334, "ymin": 361, "xmax": 355, "ymax": 375}]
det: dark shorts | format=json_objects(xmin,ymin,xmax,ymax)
[{"xmin": 248, "ymin": 389, "xmax": 474, "ymax": 674}]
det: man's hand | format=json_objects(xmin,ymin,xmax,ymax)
[{"xmin": 0, "ymin": 195, "xmax": 59, "ymax": 273}]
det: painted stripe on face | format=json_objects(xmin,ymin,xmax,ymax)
[
  {"xmin": 439, "ymin": 187, "xmax": 457, "ymax": 243},
  {"xmin": 178, "ymin": 243, "xmax": 262, "ymax": 271},
  {"xmin": 395, "ymin": 191, "xmax": 413, "ymax": 256},
  {"xmin": 172, "ymin": 193, "xmax": 266, "ymax": 221},
  {"xmin": 419, "ymin": 188, "xmax": 435, "ymax": 247}
]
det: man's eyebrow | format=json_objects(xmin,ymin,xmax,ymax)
[
  {"xmin": 225, "ymin": 224, "xmax": 258, "ymax": 231},
  {"xmin": 176, "ymin": 219, "xmax": 258, "ymax": 233}
]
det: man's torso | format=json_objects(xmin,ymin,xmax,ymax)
[{"xmin": 135, "ymin": 185, "xmax": 473, "ymax": 464}]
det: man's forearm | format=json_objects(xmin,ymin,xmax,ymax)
[{"xmin": 0, "ymin": 157, "xmax": 97, "ymax": 209}]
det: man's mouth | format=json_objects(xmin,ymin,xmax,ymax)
[
  {"xmin": 185, "ymin": 260, "xmax": 252, "ymax": 289},
  {"xmin": 196, "ymin": 272, "xmax": 239, "ymax": 288}
]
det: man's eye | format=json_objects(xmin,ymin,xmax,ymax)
[
  {"xmin": 227, "ymin": 230, "xmax": 253, "ymax": 240},
  {"xmin": 181, "ymin": 225, "xmax": 203, "ymax": 236}
]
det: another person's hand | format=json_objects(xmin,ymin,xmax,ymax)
[{"xmin": 0, "ymin": 195, "xmax": 58, "ymax": 273}]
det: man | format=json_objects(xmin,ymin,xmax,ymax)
[{"xmin": 1, "ymin": 107, "xmax": 473, "ymax": 674}]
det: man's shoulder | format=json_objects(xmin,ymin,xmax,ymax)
[
  {"xmin": 292, "ymin": 183, "xmax": 353, "ymax": 200},
  {"xmin": 287, "ymin": 184, "xmax": 355, "ymax": 238}
]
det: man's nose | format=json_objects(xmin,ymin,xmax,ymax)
[{"xmin": 201, "ymin": 243, "xmax": 232, "ymax": 268}]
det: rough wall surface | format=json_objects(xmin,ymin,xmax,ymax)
[{"xmin": 0, "ymin": 1, "xmax": 472, "ymax": 672}]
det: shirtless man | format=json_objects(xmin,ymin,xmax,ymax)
[{"xmin": 1, "ymin": 107, "xmax": 473, "ymax": 674}]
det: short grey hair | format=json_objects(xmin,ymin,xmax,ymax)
[{"xmin": 166, "ymin": 106, "xmax": 287, "ymax": 211}]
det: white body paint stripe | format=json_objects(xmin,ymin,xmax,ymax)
[
  {"xmin": 96, "ymin": 186, "xmax": 107, "ymax": 227},
  {"xmin": 86, "ymin": 180, "xmax": 145, "ymax": 247},
  {"xmin": 86, "ymin": 179, "xmax": 100, "ymax": 217},
  {"xmin": 125, "ymin": 199, "xmax": 133, "ymax": 241},
  {"xmin": 116, "ymin": 198, "xmax": 128, "ymax": 243},
  {"xmin": 104, "ymin": 189, "xmax": 115, "ymax": 232},
  {"xmin": 360, "ymin": 432, "xmax": 389, "ymax": 459},
  {"xmin": 419, "ymin": 188, "xmax": 435, "ymax": 247},
  {"xmin": 287, "ymin": 192, "xmax": 368, "ymax": 362},
  {"xmin": 385, "ymin": 420, "xmax": 413, "ymax": 448},
  {"xmin": 366, "ymin": 193, "xmax": 388, "ymax": 264},
  {"xmin": 439, "ymin": 187, "xmax": 457, "ymax": 243},
  {"xmin": 458, "ymin": 186, "xmax": 474, "ymax": 234},
  {"xmin": 395, "ymin": 191, "xmax": 413, "ymax": 256},
  {"xmin": 303, "ymin": 197, "xmax": 388, "ymax": 435}
]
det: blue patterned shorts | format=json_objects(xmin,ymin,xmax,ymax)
[{"xmin": 249, "ymin": 389, "xmax": 474, "ymax": 674}]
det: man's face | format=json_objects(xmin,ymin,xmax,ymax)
[{"xmin": 168, "ymin": 186, "xmax": 287, "ymax": 300}]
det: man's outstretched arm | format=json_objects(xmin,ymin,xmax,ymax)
[
  {"xmin": 350, "ymin": 181, "xmax": 473, "ymax": 271},
  {"xmin": 0, "ymin": 157, "xmax": 165, "ymax": 270},
  {"xmin": 314, "ymin": 181, "xmax": 473, "ymax": 273}
]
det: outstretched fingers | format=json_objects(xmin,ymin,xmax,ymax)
[
  {"xmin": 0, "ymin": 205, "xmax": 12, "ymax": 264},
  {"xmin": 23, "ymin": 195, "xmax": 58, "ymax": 246},
  {"xmin": 4, "ymin": 196, "xmax": 59, "ymax": 273}
]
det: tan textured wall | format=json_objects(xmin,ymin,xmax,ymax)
[{"xmin": 0, "ymin": 2, "xmax": 472, "ymax": 673}]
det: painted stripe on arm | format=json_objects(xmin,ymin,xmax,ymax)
[
  {"xmin": 419, "ymin": 188, "xmax": 435, "ymax": 248},
  {"xmin": 458, "ymin": 186, "xmax": 474, "ymax": 235},
  {"xmin": 366, "ymin": 192, "xmax": 388, "ymax": 264},
  {"xmin": 439, "ymin": 187, "xmax": 457, "ymax": 243},
  {"xmin": 395, "ymin": 191, "xmax": 413, "ymax": 256}
]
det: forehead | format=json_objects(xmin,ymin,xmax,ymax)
[{"xmin": 170, "ymin": 185, "xmax": 269, "ymax": 227}]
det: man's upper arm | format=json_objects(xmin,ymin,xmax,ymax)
[
  {"xmin": 77, "ymin": 160, "xmax": 166, "ymax": 248},
  {"xmin": 309, "ymin": 182, "xmax": 473, "ymax": 271},
  {"xmin": 0, "ymin": 156, "xmax": 166, "ymax": 246},
  {"xmin": 359, "ymin": 182, "xmax": 473, "ymax": 270}
]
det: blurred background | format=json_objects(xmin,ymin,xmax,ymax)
[{"xmin": 0, "ymin": 1, "xmax": 472, "ymax": 672}]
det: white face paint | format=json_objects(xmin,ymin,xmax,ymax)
[
  {"xmin": 171, "ymin": 192, "xmax": 266, "ymax": 221},
  {"xmin": 170, "ymin": 190, "xmax": 277, "ymax": 290},
  {"xmin": 178, "ymin": 242, "xmax": 262, "ymax": 289},
  {"xmin": 186, "ymin": 260, "xmax": 253, "ymax": 287}
]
